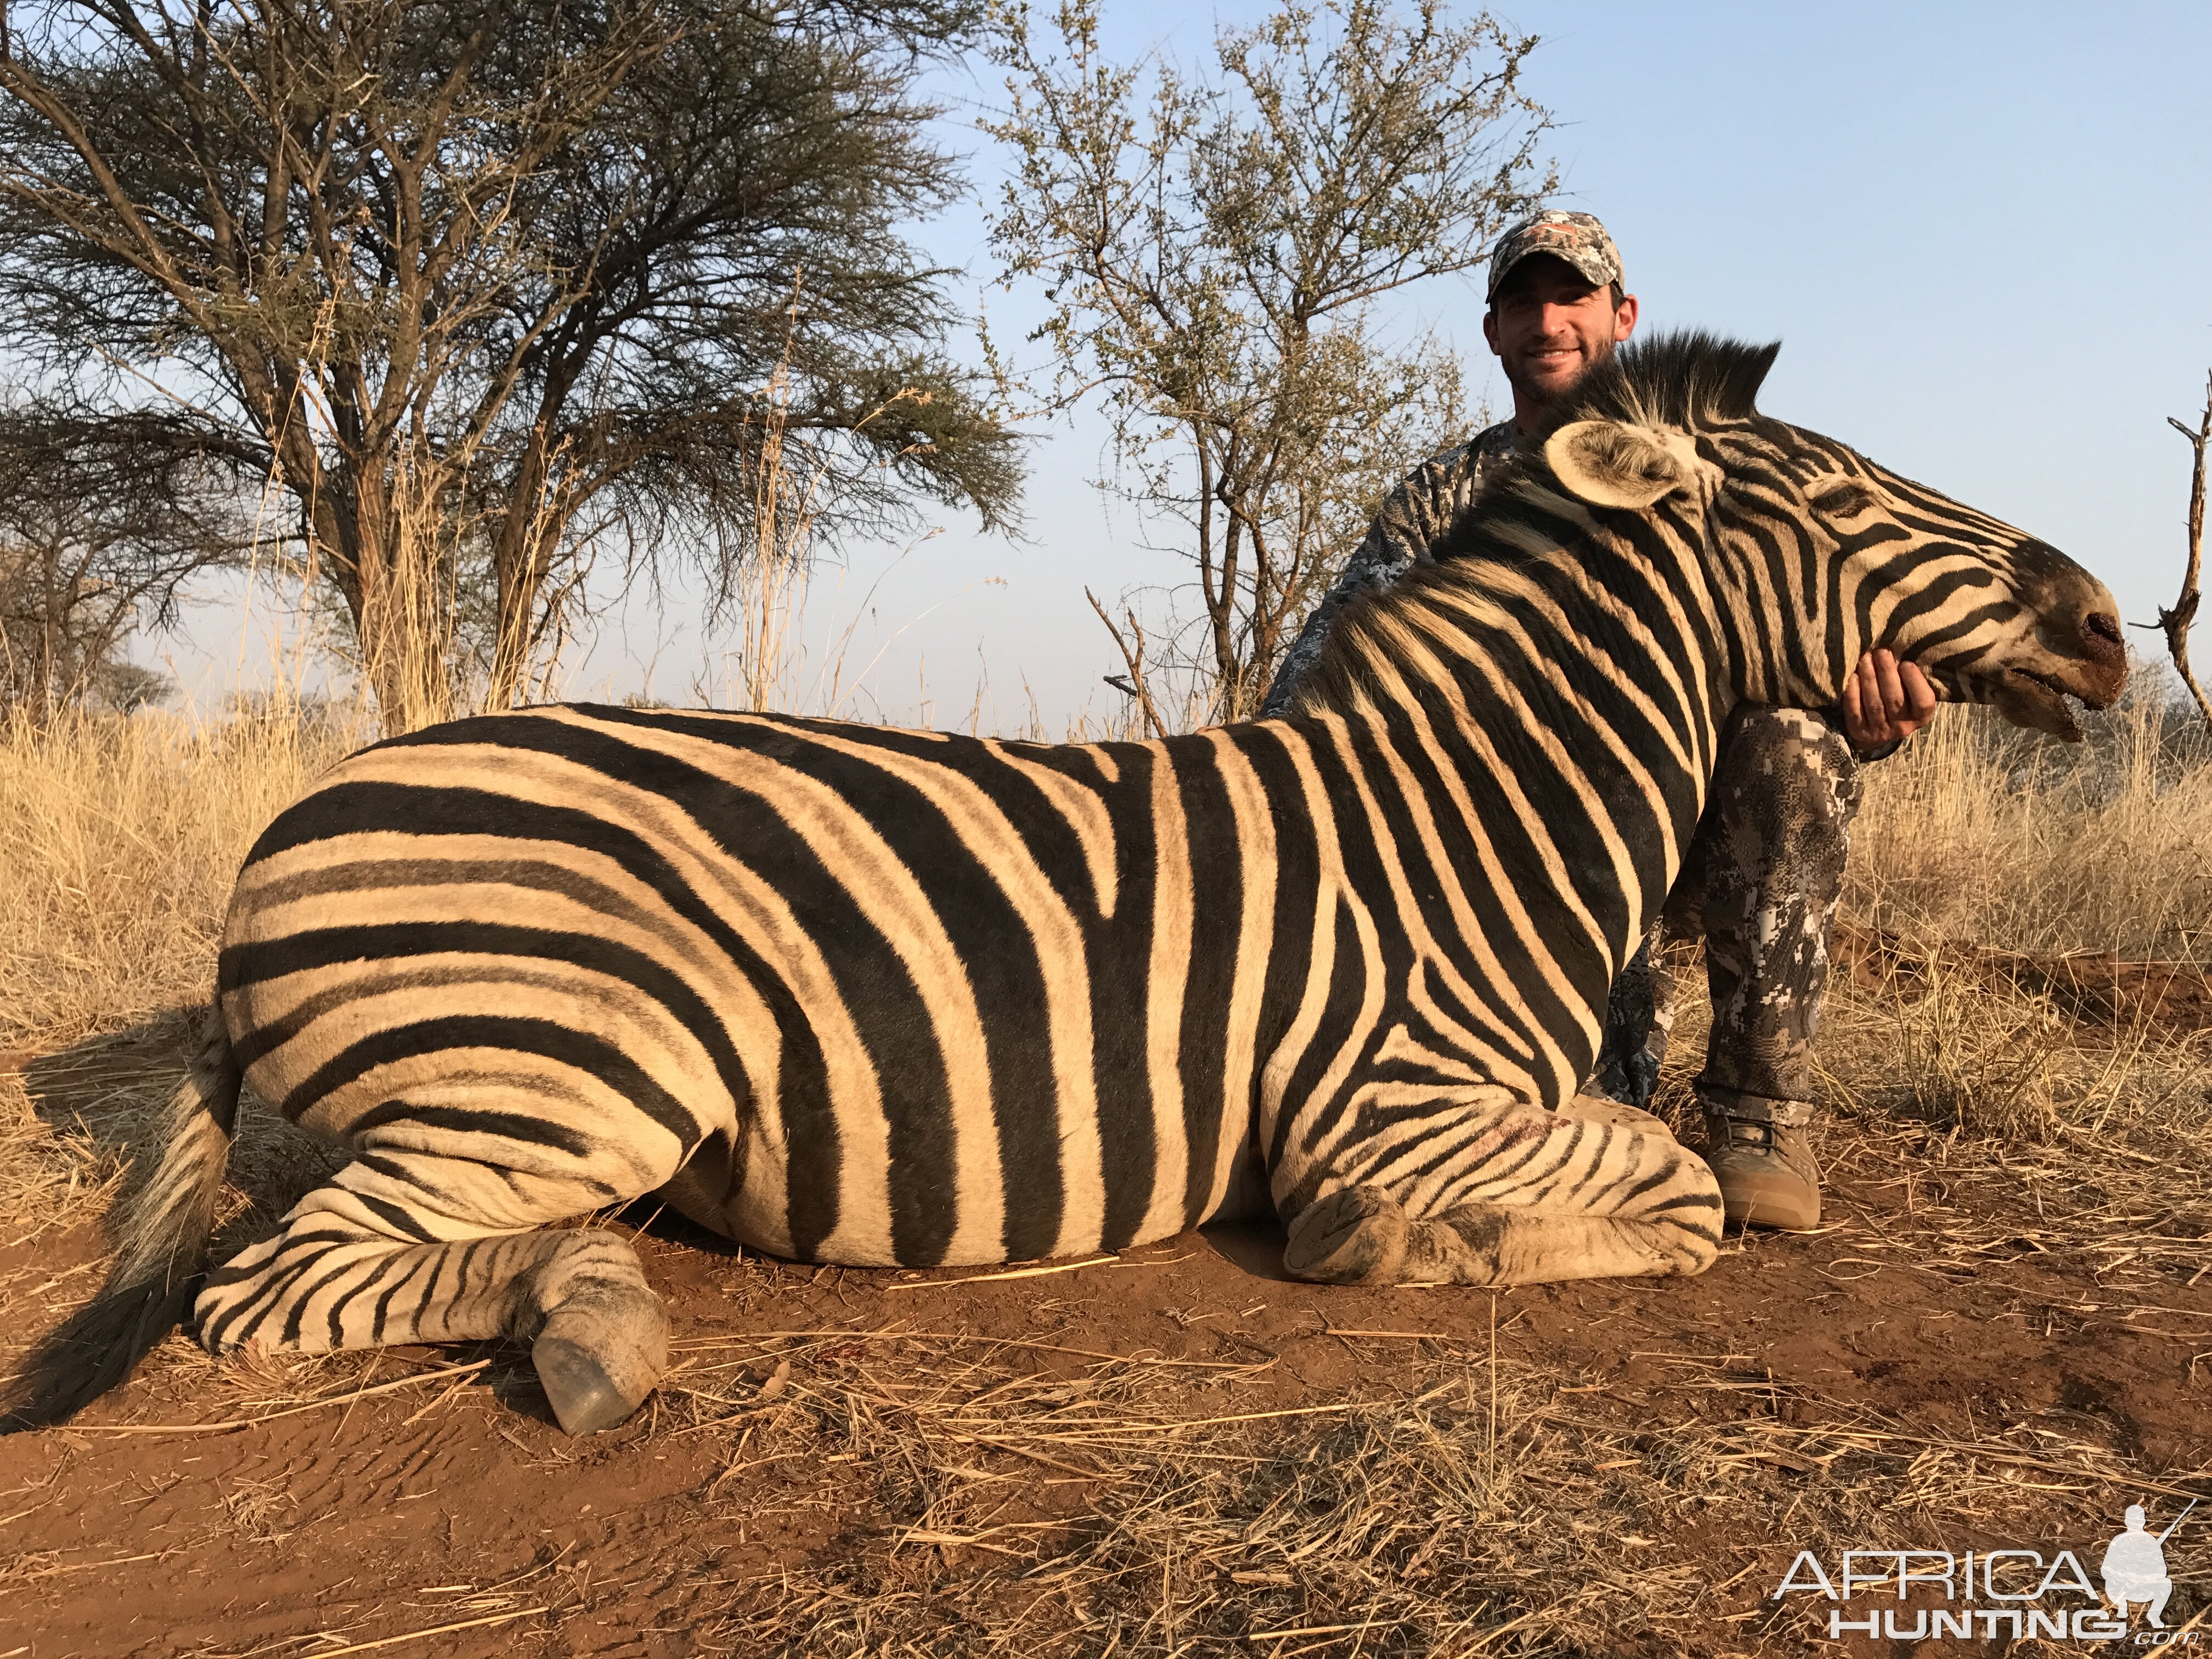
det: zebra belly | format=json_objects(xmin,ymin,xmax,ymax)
[
  {"xmin": 681, "ymin": 1188, "xmax": 1272, "ymax": 1269},
  {"xmin": 670, "ymin": 1118, "xmax": 1273, "ymax": 1268},
  {"xmin": 217, "ymin": 914, "xmax": 1261, "ymax": 1269}
]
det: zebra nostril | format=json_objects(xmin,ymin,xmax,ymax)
[{"xmin": 2081, "ymin": 610, "xmax": 2124, "ymax": 664}]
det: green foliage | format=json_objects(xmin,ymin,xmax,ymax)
[{"xmin": 985, "ymin": 0, "xmax": 1553, "ymax": 720}]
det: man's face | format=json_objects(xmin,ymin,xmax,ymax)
[{"xmin": 1482, "ymin": 257, "xmax": 1638, "ymax": 409}]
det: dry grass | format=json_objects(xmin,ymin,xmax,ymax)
[
  {"xmin": 565, "ymin": 1304, "xmax": 2207, "ymax": 1654},
  {"xmin": 0, "ymin": 699, "xmax": 357, "ymax": 1307},
  {"xmin": 1818, "ymin": 681, "xmax": 2212, "ymax": 1178},
  {"xmin": 1850, "ymin": 689, "xmax": 2212, "ymax": 962},
  {"xmin": 670, "ymin": 1330, "xmax": 1634, "ymax": 1653},
  {"xmin": 0, "ymin": 700, "xmax": 363, "ymax": 1051}
]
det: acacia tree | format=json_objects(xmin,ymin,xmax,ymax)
[
  {"xmin": 986, "ymin": 0, "xmax": 1552, "ymax": 721},
  {"xmin": 0, "ymin": 398, "xmax": 248, "ymax": 719},
  {"xmin": 0, "ymin": 0, "xmax": 1022, "ymax": 730}
]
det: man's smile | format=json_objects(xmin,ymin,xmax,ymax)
[{"xmin": 1523, "ymin": 345, "xmax": 1584, "ymax": 377}]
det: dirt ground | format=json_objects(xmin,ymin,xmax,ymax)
[{"xmin": 3, "ymin": 1007, "xmax": 2210, "ymax": 1659}]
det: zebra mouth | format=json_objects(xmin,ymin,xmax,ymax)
[{"xmin": 1990, "ymin": 667, "xmax": 2088, "ymax": 742}]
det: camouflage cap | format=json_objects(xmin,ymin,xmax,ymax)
[{"xmin": 1486, "ymin": 210, "xmax": 1624, "ymax": 302}]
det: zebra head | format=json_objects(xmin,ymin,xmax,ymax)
[{"xmin": 1532, "ymin": 331, "xmax": 2127, "ymax": 738}]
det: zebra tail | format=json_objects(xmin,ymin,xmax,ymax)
[{"xmin": 3, "ymin": 1006, "xmax": 240, "ymax": 1431}]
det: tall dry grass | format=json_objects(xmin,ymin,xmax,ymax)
[
  {"xmin": 0, "ymin": 700, "xmax": 364, "ymax": 1050},
  {"xmin": 1813, "ymin": 678, "xmax": 2212, "ymax": 1183},
  {"xmin": 1849, "ymin": 683, "xmax": 2212, "ymax": 963}
]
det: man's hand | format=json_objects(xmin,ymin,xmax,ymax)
[{"xmin": 1841, "ymin": 648, "xmax": 1939, "ymax": 747}]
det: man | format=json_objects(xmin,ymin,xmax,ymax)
[{"xmin": 1262, "ymin": 210, "xmax": 1938, "ymax": 1230}]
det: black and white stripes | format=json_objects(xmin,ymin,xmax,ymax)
[{"xmin": 9, "ymin": 333, "xmax": 2126, "ymax": 1434}]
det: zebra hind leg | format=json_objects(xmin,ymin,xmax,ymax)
[{"xmin": 194, "ymin": 1160, "xmax": 669, "ymax": 1435}]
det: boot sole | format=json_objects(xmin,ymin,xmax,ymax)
[{"xmin": 1719, "ymin": 1192, "xmax": 1821, "ymax": 1232}]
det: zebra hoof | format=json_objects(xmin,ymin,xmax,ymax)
[
  {"xmin": 1284, "ymin": 1186, "xmax": 1409, "ymax": 1285},
  {"xmin": 531, "ymin": 1293, "xmax": 668, "ymax": 1435}
]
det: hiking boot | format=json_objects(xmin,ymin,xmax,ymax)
[{"xmin": 1700, "ymin": 1091, "xmax": 1822, "ymax": 1231}]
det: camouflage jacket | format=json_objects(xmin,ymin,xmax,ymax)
[{"xmin": 1261, "ymin": 422, "xmax": 1518, "ymax": 716}]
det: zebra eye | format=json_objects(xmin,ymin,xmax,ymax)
[{"xmin": 1811, "ymin": 481, "xmax": 1876, "ymax": 517}]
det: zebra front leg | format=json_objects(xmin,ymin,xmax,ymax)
[
  {"xmin": 195, "ymin": 1158, "xmax": 669, "ymax": 1435},
  {"xmin": 1285, "ymin": 1113, "xmax": 1722, "ymax": 1287}
]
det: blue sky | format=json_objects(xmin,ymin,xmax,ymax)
[{"xmin": 157, "ymin": 1, "xmax": 2212, "ymax": 728}]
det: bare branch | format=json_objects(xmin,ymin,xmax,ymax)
[
  {"xmin": 1086, "ymin": 585, "xmax": 1167, "ymax": 740},
  {"xmin": 2159, "ymin": 370, "xmax": 2211, "ymax": 733}
]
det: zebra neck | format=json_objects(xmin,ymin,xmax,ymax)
[{"xmin": 1341, "ymin": 541, "xmax": 1739, "ymax": 972}]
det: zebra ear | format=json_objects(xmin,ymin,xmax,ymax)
[{"xmin": 1544, "ymin": 420, "xmax": 1690, "ymax": 509}]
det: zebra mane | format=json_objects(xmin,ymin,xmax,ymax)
[
  {"xmin": 1285, "ymin": 334, "xmax": 1780, "ymax": 719},
  {"xmin": 1555, "ymin": 330, "xmax": 1780, "ymax": 433}
]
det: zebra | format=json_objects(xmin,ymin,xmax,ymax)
[{"xmin": 7, "ymin": 332, "xmax": 2126, "ymax": 1436}]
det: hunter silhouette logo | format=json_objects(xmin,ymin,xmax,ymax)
[
  {"xmin": 1771, "ymin": 1499, "xmax": 2200, "ymax": 1643},
  {"xmin": 2103, "ymin": 1501, "xmax": 2194, "ymax": 1629}
]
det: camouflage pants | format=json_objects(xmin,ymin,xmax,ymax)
[{"xmin": 1587, "ymin": 707, "xmax": 1865, "ymax": 1121}]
